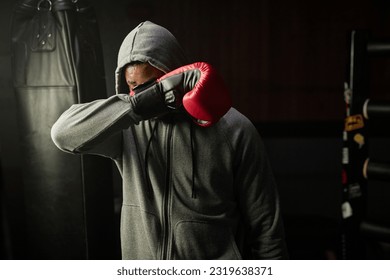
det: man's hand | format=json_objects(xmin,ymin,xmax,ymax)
[{"xmin": 130, "ymin": 62, "xmax": 232, "ymax": 126}]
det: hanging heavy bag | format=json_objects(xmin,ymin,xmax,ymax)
[{"xmin": 11, "ymin": 0, "xmax": 116, "ymax": 259}]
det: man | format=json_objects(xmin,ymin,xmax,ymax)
[{"xmin": 51, "ymin": 21, "xmax": 288, "ymax": 259}]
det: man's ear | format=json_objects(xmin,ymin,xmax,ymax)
[
  {"xmin": 146, "ymin": 62, "xmax": 165, "ymax": 79},
  {"xmin": 119, "ymin": 66, "xmax": 130, "ymax": 93}
]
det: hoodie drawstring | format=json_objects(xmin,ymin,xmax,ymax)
[
  {"xmin": 138, "ymin": 118, "xmax": 197, "ymax": 200},
  {"xmin": 144, "ymin": 122, "xmax": 158, "ymax": 199},
  {"xmin": 190, "ymin": 122, "xmax": 197, "ymax": 199}
]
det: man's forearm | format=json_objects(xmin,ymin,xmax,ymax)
[{"xmin": 51, "ymin": 94, "xmax": 141, "ymax": 153}]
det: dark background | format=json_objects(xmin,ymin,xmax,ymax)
[{"xmin": 1, "ymin": 0, "xmax": 390, "ymax": 259}]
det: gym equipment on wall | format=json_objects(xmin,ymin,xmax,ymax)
[
  {"xmin": 342, "ymin": 30, "xmax": 390, "ymax": 259},
  {"xmin": 10, "ymin": 0, "xmax": 116, "ymax": 259}
]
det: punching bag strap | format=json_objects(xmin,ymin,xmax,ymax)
[
  {"xmin": 32, "ymin": 1, "xmax": 56, "ymax": 52},
  {"xmin": 52, "ymin": 0, "xmax": 82, "ymax": 12}
]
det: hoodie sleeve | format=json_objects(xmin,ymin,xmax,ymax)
[
  {"xmin": 51, "ymin": 94, "xmax": 142, "ymax": 159},
  {"xmin": 228, "ymin": 113, "xmax": 288, "ymax": 259}
]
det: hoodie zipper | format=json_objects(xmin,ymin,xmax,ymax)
[{"xmin": 161, "ymin": 122, "xmax": 173, "ymax": 259}]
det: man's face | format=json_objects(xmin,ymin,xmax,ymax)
[{"xmin": 124, "ymin": 63, "xmax": 164, "ymax": 92}]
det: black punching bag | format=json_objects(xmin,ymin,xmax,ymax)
[{"xmin": 11, "ymin": 0, "xmax": 116, "ymax": 259}]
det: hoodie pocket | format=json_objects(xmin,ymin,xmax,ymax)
[
  {"xmin": 120, "ymin": 204, "xmax": 160, "ymax": 259},
  {"xmin": 173, "ymin": 220, "xmax": 242, "ymax": 260}
]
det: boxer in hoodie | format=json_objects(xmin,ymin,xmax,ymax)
[{"xmin": 51, "ymin": 21, "xmax": 288, "ymax": 260}]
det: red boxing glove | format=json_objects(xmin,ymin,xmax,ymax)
[
  {"xmin": 179, "ymin": 62, "xmax": 232, "ymax": 127},
  {"xmin": 130, "ymin": 62, "xmax": 232, "ymax": 126}
]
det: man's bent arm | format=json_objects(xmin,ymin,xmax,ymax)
[{"xmin": 51, "ymin": 94, "xmax": 141, "ymax": 158}]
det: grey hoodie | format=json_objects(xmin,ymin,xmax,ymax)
[{"xmin": 51, "ymin": 21, "xmax": 288, "ymax": 259}]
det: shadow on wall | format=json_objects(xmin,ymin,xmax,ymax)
[{"xmin": 260, "ymin": 122, "xmax": 343, "ymax": 259}]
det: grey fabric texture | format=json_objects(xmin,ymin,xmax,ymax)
[
  {"xmin": 115, "ymin": 21, "xmax": 189, "ymax": 94},
  {"xmin": 51, "ymin": 21, "xmax": 288, "ymax": 259}
]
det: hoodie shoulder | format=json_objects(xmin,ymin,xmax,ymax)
[
  {"xmin": 217, "ymin": 108, "xmax": 263, "ymax": 152},
  {"xmin": 221, "ymin": 108, "xmax": 259, "ymax": 136}
]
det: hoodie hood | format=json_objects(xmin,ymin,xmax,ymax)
[{"xmin": 115, "ymin": 21, "xmax": 189, "ymax": 94}]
